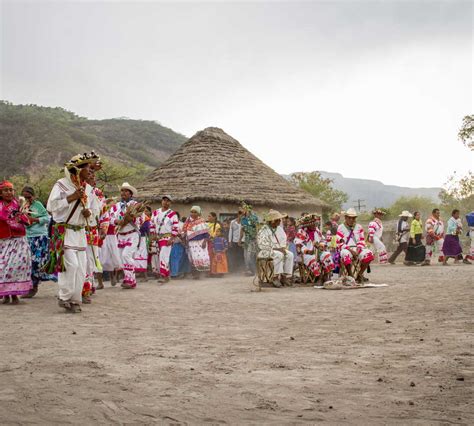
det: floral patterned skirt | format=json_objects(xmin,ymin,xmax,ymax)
[
  {"xmin": 0, "ymin": 237, "xmax": 32, "ymax": 296},
  {"xmin": 28, "ymin": 235, "xmax": 57, "ymax": 284}
]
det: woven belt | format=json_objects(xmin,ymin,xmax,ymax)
[
  {"xmin": 55, "ymin": 223, "xmax": 84, "ymax": 232},
  {"xmin": 118, "ymin": 229, "xmax": 137, "ymax": 236}
]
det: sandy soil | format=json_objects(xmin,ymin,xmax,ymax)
[{"xmin": 0, "ymin": 263, "xmax": 473, "ymax": 425}]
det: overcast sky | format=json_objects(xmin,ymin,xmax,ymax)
[{"xmin": 2, "ymin": 0, "xmax": 473, "ymax": 187}]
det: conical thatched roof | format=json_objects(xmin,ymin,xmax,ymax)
[{"xmin": 138, "ymin": 127, "xmax": 326, "ymax": 210}]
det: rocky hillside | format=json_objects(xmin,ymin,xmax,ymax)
[
  {"xmin": 0, "ymin": 101, "xmax": 187, "ymax": 178},
  {"xmin": 318, "ymin": 171, "xmax": 441, "ymax": 209}
]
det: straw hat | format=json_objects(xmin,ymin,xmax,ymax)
[
  {"xmin": 344, "ymin": 208, "xmax": 358, "ymax": 218},
  {"xmin": 297, "ymin": 213, "xmax": 319, "ymax": 227},
  {"xmin": 265, "ymin": 209, "xmax": 287, "ymax": 222},
  {"xmin": 399, "ymin": 210, "xmax": 413, "ymax": 217},
  {"xmin": 120, "ymin": 182, "xmax": 138, "ymax": 197}
]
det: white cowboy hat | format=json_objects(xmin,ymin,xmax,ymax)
[
  {"xmin": 399, "ymin": 210, "xmax": 413, "ymax": 217},
  {"xmin": 120, "ymin": 182, "xmax": 138, "ymax": 197},
  {"xmin": 162, "ymin": 194, "xmax": 173, "ymax": 201},
  {"xmin": 265, "ymin": 209, "xmax": 287, "ymax": 222},
  {"xmin": 344, "ymin": 208, "xmax": 358, "ymax": 218}
]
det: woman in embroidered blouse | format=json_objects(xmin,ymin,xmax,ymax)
[
  {"xmin": 0, "ymin": 181, "xmax": 32, "ymax": 304},
  {"xmin": 442, "ymin": 209, "xmax": 471, "ymax": 265},
  {"xmin": 183, "ymin": 206, "xmax": 210, "ymax": 279},
  {"xmin": 21, "ymin": 186, "xmax": 56, "ymax": 298}
]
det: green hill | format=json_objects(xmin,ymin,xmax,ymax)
[{"xmin": 0, "ymin": 100, "xmax": 187, "ymax": 178}]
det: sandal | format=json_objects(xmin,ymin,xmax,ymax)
[
  {"xmin": 70, "ymin": 303, "xmax": 82, "ymax": 313},
  {"xmin": 2, "ymin": 296, "xmax": 11, "ymax": 304}
]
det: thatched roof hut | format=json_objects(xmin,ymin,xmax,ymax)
[{"xmin": 138, "ymin": 127, "xmax": 326, "ymax": 218}]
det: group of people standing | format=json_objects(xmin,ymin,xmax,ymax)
[
  {"xmin": 389, "ymin": 208, "xmax": 473, "ymax": 266},
  {"xmin": 1, "ymin": 151, "xmax": 472, "ymax": 308}
]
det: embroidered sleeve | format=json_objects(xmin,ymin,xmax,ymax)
[
  {"xmin": 368, "ymin": 221, "xmax": 376, "ymax": 239},
  {"xmin": 170, "ymin": 212, "xmax": 179, "ymax": 237},
  {"xmin": 336, "ymin": 227, "xmax": 347, "ymax": 250},
  {"xmin": 356, "ymin": 226, "xmax": 366, "ymax": 250}
]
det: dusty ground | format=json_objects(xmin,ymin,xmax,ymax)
[{"xmin": 0, "ymin": 263, "xmax": 473, "ymax": 425}]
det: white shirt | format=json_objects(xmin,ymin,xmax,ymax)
[
  {"xmin": 229, "ymin": 219, "xmax": 243, "ymax": 243},
  {"xmin": 47, "ymin": 177, "xmax": 92, "ymax": 226}
]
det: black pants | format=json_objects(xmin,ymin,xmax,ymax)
[
  {"xmin": 388, "ymin": 242, "xmax": 408, "ymax": 263},
  {"xmin": 228, "ymin": 243, "xmax": 244, "ymax": 272}
]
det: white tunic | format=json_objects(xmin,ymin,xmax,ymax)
[{"xmin": 47, "ymin": 177, "xmax": 93, "ymax": 250}]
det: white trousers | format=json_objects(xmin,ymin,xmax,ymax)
[
  {"xmin": 271, "ymin": 250, "xmax": 294, "ymax": 275},
  {"xmin": 157, "ymin": 242, "xmax": 172, "ymax": 278},
  {"xmin": 58, "ymin": 249, "xmax": 87, "ymax": 303},
  {"xmin": 425, "ymin": 238, "xmax": 444, "ymax": 260},
  {"xmin": 372, "ymin": 236, "xmax": 388, "ymax": 263}
]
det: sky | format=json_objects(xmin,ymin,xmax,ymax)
[{"xmin": 1, "ymin": 0, "xmax": 473, "ymax": 187}]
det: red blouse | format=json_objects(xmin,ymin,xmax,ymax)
[{"xmin": 0, "ymin": 199, "xmax": 29, "ymax": 239}]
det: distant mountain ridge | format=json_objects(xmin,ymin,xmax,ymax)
[
  {"xmin": 0, "ymin": 101, "xmax": 187, "ymax": 177},
  {"xmin": 318, "ymin": 171, "xmax": 441, "ymax": 209}
]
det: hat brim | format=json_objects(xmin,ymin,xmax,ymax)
[
  {"xmin": 120, "ymin": 186, "xmax": 138, "ymax": 196},
  {"xmin": 266, "ymin": 214, "xmax": 287, "ymax": 222}
]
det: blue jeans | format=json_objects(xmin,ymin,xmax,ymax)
[{"xmin": 244, "ymin": 241, "xmax": 257, "ymax": 274}]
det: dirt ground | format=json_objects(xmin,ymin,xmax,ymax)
[{"xmin": 1, "ymin": 263, "xmax": 473, "ymax": 425}]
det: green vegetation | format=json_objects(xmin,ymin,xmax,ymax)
[
  {"xmin": 9, "ymin": 160, "xmax": 148, "ymax": 205},
  {"xmin": 0, "ymin": 100, "xmax": 187, "ymax": 179},
  {"xmin": 291, "ymin": 171, "xmax": 349, "ymax": 215}
]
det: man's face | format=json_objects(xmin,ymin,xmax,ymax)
[
  {"xmin": 433, "ymin": 210, "xmax": 440, "ymax": 219},
  {"xmin": 121, "ymin": 189, "xmax": 133, "ymax": 202},
  {"xmin": 270, "ymin": 219, "xmax": 281, "ymax": 229},
  {"xmin": 86, "ymin": 171, "xmax": 96, "ymax": 186},
  {"xmin": 345, "ymin": 216, "xmax": 356, "ymax": 227},
  {"xmin": 161, "ymin": 198, "xmax": 171, "ymax": 210},
  {"xmin": 79, "ymin": 164, "xmax": 91, "ymax": 181}
]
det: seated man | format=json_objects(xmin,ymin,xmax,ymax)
[
  {"xmin": 294, "ymin": 214, "xmax": 321, "ymax": 278},
  {"xmin": 336, "ymin": 208, "xmax": 374, "ymax": 283},
  {"xmin": 257, "ymin": 209, "xmax": 294, "ymax": 287},
  {"xmin": 295, "ymin": 214, "xmax": 335, "ymax": 282}
]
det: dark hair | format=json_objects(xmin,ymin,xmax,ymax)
[
  {"xmin": 432, "ymin": 208, "xmax": 440, "ymax": 214},
  {"xmin": 181, "ymin": 216, "xmax": 187, "ymax": 222},
  {"xmin": 175, "ymin": 211, "xmax": 180, "ymax": 220},
  {"xmin": 209, "ymin": 212, "xmax": 217, "ymax": 219},
  {"xmin": 413, "ymin": 211, "xmax": 420, "ymax": 217},
  {"xmin": 452, "ymin": 209, "xmax": 460, "ymax": 216},
  {"xmin": 68, "ymin": 163, "xmax": 89, "ymax": 175},
  {"xmin": 22, "ymin": 186, "xmax": 35, "ymax": 196},
  {"xmin": 325, "ymin": 221, "xmax": 332, "ymax": 227}
]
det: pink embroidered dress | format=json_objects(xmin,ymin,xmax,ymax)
[{"xmin": 0, "ymin": 198, "xmax": 33, "ymax": 297}]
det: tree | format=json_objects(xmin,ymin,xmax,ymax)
[
  {"xmin": 387, "ymin": 196, "xmax": 438, "ymax": 219},
  {"xmin": 439, "ymin": 171, "xmax": 474, "ymax": 215},
  {"xmin": 10, "ymin": 165, "xmax": 62, "ymax": 205},
  {"xmin": 95, "ymin": 160, "xmax": 150, "ymax": 197},
  {"xmin": 291, "ymin": 171, "xmax": 348, "ymax": 214},
  {"xmin": 458, "ymin": 115, "xmax": 474, "ymax": 151}
]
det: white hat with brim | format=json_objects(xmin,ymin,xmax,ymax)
[
  {"xmin": 265, "ymin": 209, "xmax": 287, "ymax": 222},
  {"xmin": 120, "ymin": 182, "xmax": 138, "ymax": 197},
  {"xmin": 399, "ymin": 210, "xmax": 413, "ymax": 217},
  {"xmin": 162, "ymin": 194, "xmax": 172, "ymax": 201},
  {"xmin": 344, "ymin": 208, "xmax": 358, "ymax": 218}
]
